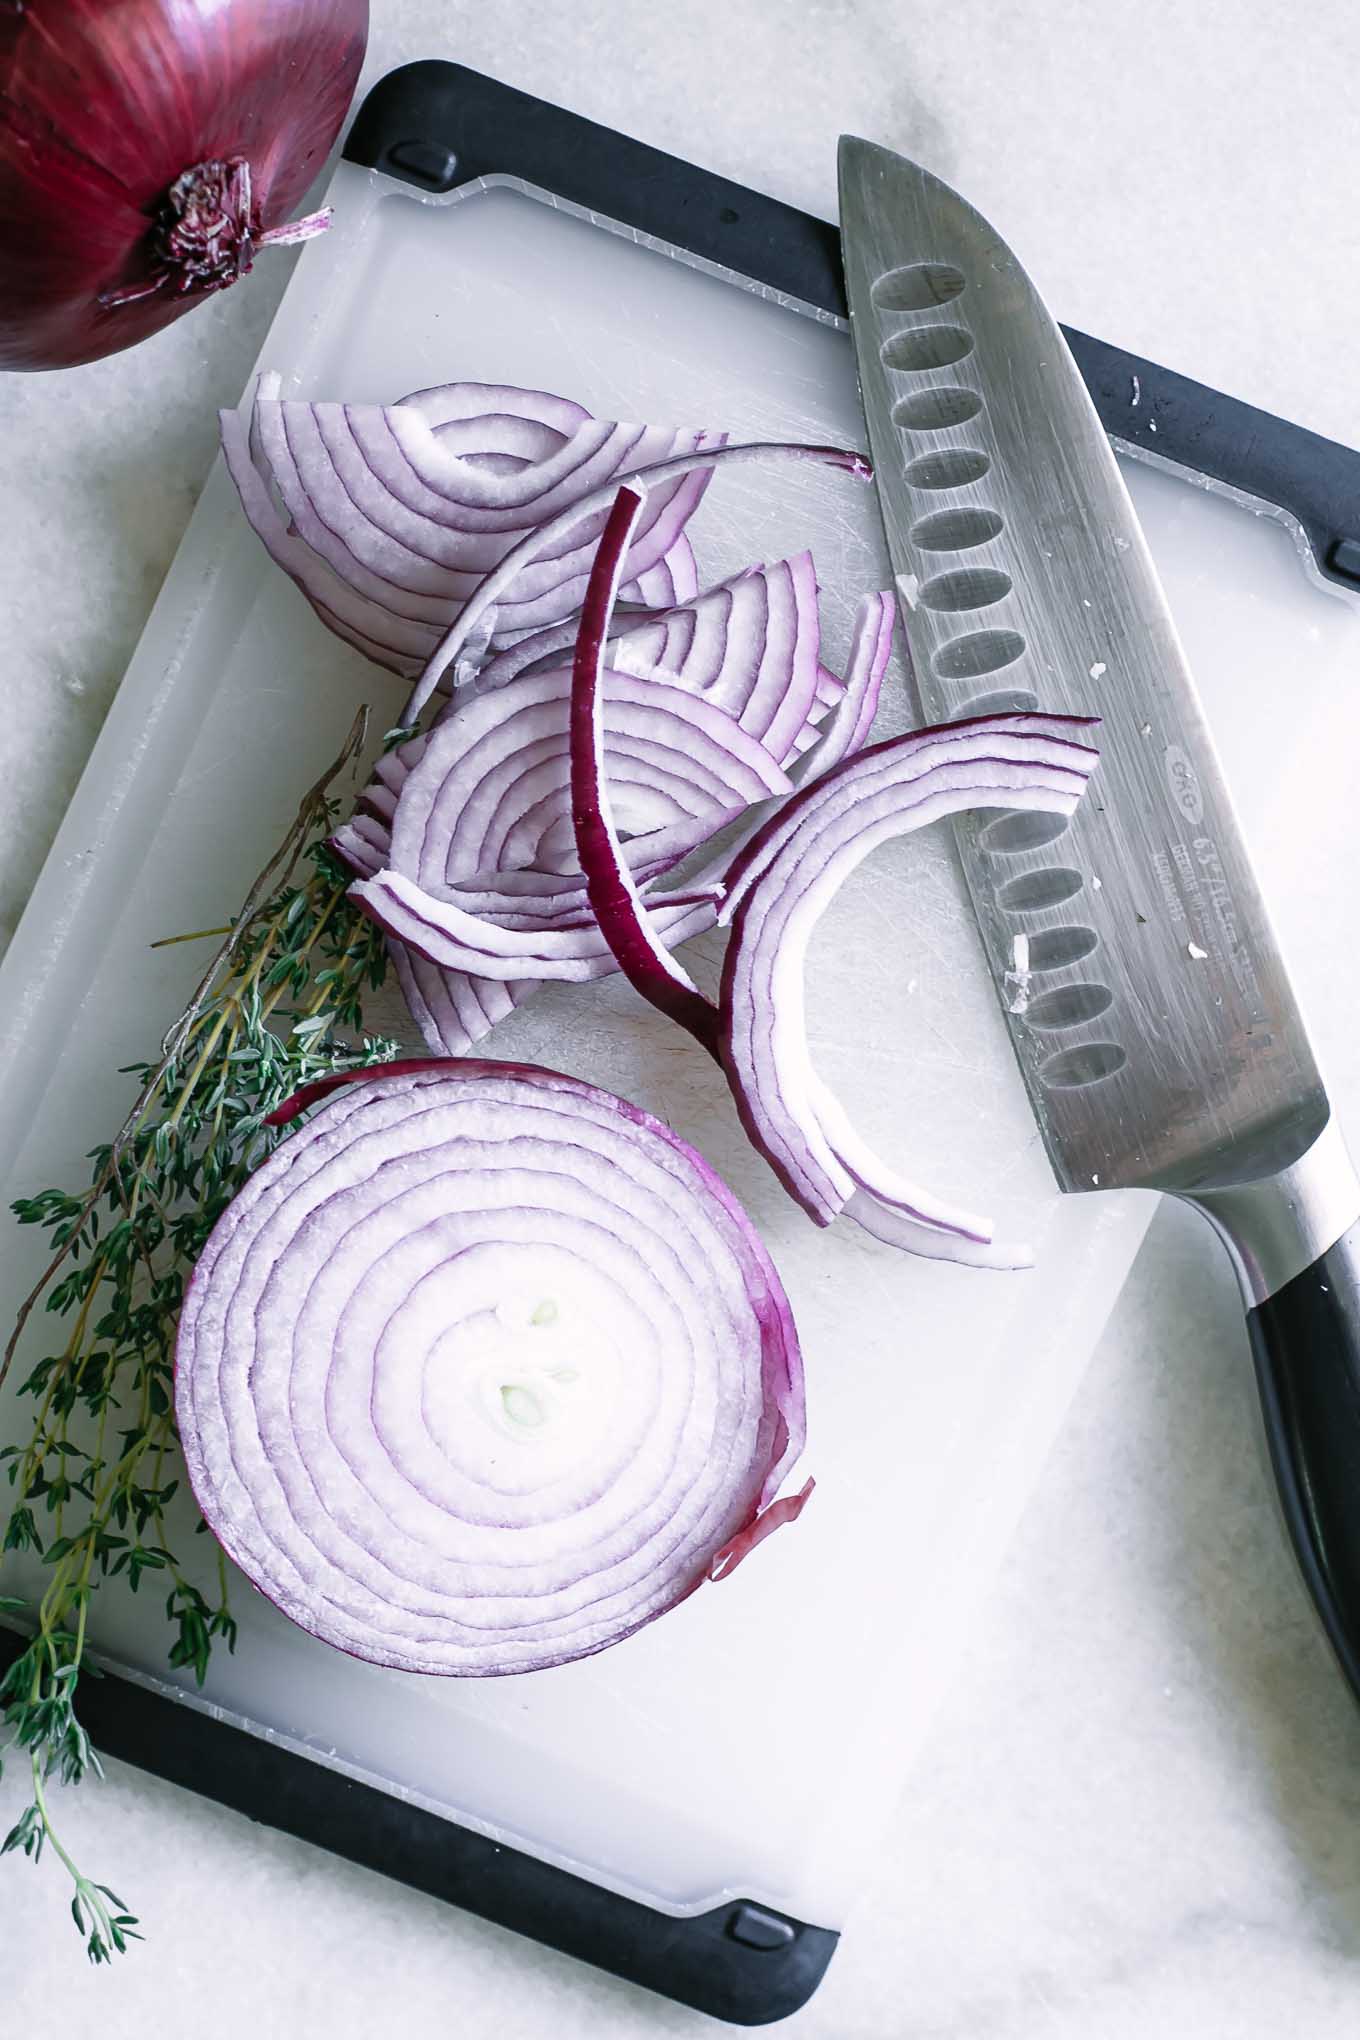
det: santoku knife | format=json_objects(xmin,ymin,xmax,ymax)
[{"xmin": 839, "ymin": 134, "xmax": 1360, "ymax": 1702}]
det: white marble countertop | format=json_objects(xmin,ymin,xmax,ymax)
[{"xmin": 5, "ymin": 4, "xmax": 1360, "ymax": 2034}]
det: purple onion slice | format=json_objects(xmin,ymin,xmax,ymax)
[
  {"xmin": 332, "ymin": 556, "xmax": 836, "ymax": 883},
  {"xmin": 718, "ymin": 716, "xmax": 1100, "ymax": 1261},
  {"xmin": 406, "ymin": 439, "xmax": 873, "ymax": 721},
  {"xmin": 350, "ymin": 866, "xmax": 722, "ymax": 980},
  {"xmin": 221, "ymin": 377, "xmax": 722, "ymax": 675},
  {"xmin": 175, "ymin": 1060, "xmax": 807, "ymax": 1677},
  {"xmin": 474, "ymin": 553, "xmax": 841, "ymax": 771},
  {"xmin": 386, "ymin": 667, "xmax": 792, "ymax": 891},
  {"xmin": 788, "ymin": 590, "xmax": 896, "ymax": 783},
  {"xmin": 570, "ymin": 488, "xmax": 727, "ymax": 1049}
]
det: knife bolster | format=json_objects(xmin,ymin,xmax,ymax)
[{"xmin": 1187, "ymin": 1117, "xmax": 1360, "ymax": 1306}]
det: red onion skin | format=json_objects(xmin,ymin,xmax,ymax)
[
  {"xmin": 570, "ymin": 484, "xmax": 726, "ymax": 1054},
  {"xmin": 709, "ymin": 1476, "xmax": 814, "ymax": 1580},
  {"xmin": 0, "ymin": 0, "xmax": 368, "ymax": 370},
  {"xmin": 264, "ymin": 1055, "xmax": 446, "ymax": 1126}
]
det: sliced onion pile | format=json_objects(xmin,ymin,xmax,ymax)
[
  {"xmin": 226, "ymin": 370, "xmax": 1098, "ymax": 1267},
  {"xmin": 344, "ymin": 616, "xmax": 814, "ymax": 983},
  {"xmin": 401, "ymin": 436, "xmax": 871, "ymax": 723},
  {"xmin": 175, "ymin": 1060, "xmax": 809, "ymax": 1677},
  {"xmin": 328, "ymin": 434, "xmax": 889, "ymax": 1056},
  {"xmin": 221, "ymin": 377, "xmax": 716, "ymax": 674},
  {"xmin": 330, "ymin": 554, "xmax": 846, "ymax": 885},
  {"xmin": 562, "ymin": 486, "xmax": 1101, "ymax": 1267}
]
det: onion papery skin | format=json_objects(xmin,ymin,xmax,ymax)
[
  {"xmin": 0, "ymin": 0, "xmax": 368, "ymax": 370},
  {"xmin": 175, "ymin": 1060, "xmax": 807, "ymax": 1676}
]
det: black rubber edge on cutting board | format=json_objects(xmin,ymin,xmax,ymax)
[
  {"xmin": 0, "ymin": 1622, "xmax": 833, "ymax": 2026},
  {"xmin": 346, "ymin": 58, "xmax": 1360, "ymax": 594}
]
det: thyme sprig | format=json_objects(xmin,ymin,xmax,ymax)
[{"xmin": 0, "ymin": 711, "xmax": 398, "ymax": 1961}]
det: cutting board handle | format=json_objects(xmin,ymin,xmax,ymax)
[{"xmin": 345, "ymin": 60, "xmax": 1360, "ymax": 597}]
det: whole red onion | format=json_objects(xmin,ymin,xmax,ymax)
[{"xmin": 0, "ymin": 0, "xmax": 368, "ymax": 371}]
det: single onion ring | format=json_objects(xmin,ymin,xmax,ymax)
[
  {"xmin": 718, "ymin": 717, "xmax": 1100, "ymax": 1263},
  {"xmin": 175, "ymin": 1059, "xmax": 808, "ymax": 1677}
]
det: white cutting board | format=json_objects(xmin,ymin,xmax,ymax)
[{"xmin": 1, "ymin": 164, "xmax": 1357, "ymax": 1933}]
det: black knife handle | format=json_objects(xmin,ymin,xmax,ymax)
[{"xmin": 1247, "ymin": 1224, "xmax": 1360, "ymax": 1699}]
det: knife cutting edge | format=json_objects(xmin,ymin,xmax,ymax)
[{"xmin": 838, "ymin": 134, "xmax": 1360, "ymax": 1702}]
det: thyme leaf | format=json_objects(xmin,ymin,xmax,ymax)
[{"xmin": 0, "ymin": 710, "xmax": 398, "ymax": 1961}]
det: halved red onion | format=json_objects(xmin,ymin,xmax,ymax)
[
  {"xmin": 175, "ymin": 1059, "xmax": 807, "ymax": 1675},
  {"xmin": 221, "ymin": 377, "xmax": 721, "ymax": 674}
]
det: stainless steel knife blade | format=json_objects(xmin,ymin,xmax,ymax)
[
  {"xmin": 840, "ymin": 134, "xmax": 1360, "ymax": 1709},
  {"xmin": 839, "ymin": 135, "xmax": 1330, "ymax": 1209}
]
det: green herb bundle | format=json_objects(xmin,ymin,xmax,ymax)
[{"xmin": 0, "ymin": 715, "xmax": 397, "ymax": 1961}]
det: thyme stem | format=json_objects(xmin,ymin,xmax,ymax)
[{"xmin": 0, "ymin": 707, "xmax": 399, "ymax": 1961}]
